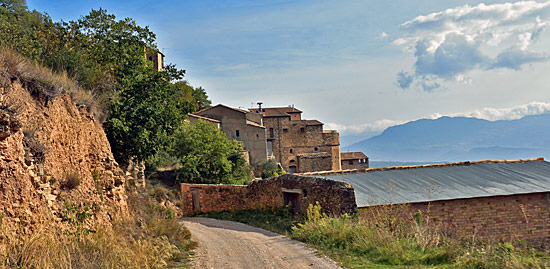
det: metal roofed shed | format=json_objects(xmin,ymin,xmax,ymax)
[{"xmin": 307, "ymin": 158, "xmax": 550, "ymax": 207}]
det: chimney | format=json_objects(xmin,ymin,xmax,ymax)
[{"xmin": 257, "ymin": 102, "xmax": 263, "ymax": 126}]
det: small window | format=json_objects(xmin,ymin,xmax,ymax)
[
  {"xmin": 148, "ymin": 56, "xmax": 153, "ymax": 60},
  {"xmin": 290, "ymin": 149, "xmax": 293, "ymax": 153},
  {"xmin": 256, "ymin": 133, "xmax": 259, "ymax": 138},
  {"xmin": 236, "ymin": 130, "xmax": 240, "ymax": 137},
  {"xmin": 269, "ymin": 128, "xmax": 274, "ymax": 138},
  {"xmin": 349, "ymin": 160, "xmax": 353, "ymax": 165},
  {"xmin": 300, "ymin": 127, "xmax": 305, "ymax": 133},
  {"xmin": 314, "ymin": 147, "xmax": 318, "ymax": 151},
  {"xmin": 283, "ymin": 128, "xmax": 288, "ymax": 133},
  {"xmin": 290, "ymin": 159, "xmax": 295, "ymax": 163},
  {"xmin": 303, "ymin": 189, "xmax": 308, "ymax": 197}
]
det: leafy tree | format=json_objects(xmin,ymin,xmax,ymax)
[
  {"xmin": 260, "ymin": 159, "xmax": 285, "ymax": 179},
  {"xmin": 174, "ymin": 120, "xmax": 252, "ymax": 185}
]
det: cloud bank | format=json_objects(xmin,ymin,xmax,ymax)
[
  {"xmin": 331, "ymin": 101, "xmax": 550, "ymax": 135},
  {"xmin": 394, "ymin": 1, "xmax": 550, "ymax": 91}
]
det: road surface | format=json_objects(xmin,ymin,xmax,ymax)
[{"xmin": 182, "ymin": 217, "xmax": 341, "ymax": 269}]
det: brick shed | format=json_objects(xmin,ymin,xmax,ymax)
[
  {"xmin": 180, "ymin": 174, "xmax": 357, "ymax": 216},
  {"xmin": 302, "ymin": 158, "xmax": 550, "ymax": 241}
]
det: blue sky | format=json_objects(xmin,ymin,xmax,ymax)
[{"xmin": 27, "ymin": 0, "xmax": 550, "ymax": 143}]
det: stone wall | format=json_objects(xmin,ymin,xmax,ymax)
[
  {"xmin": 359, "ymin": 192, "xmax": 550, "ymax": 241},
  {"xmin": 180, "ymin": 174, "xmax": 357, "ymax": 216}
]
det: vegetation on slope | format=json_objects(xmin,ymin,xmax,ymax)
[
  {"xmin": 204, "ymin": 204, "xmax": 550, "ymax": 268},
  {"xmin": 1, "ymin": 183, "xmax": 196, "ymax": 268}
]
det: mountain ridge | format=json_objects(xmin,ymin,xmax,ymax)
[{"xmin": 344, "ymin": 114, "xmax": 550, "ymax": 162}]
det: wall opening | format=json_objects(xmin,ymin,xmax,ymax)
[
  {"xmin": 236, "ymin": 129, "xmax": 240, "ymax": 137},
  {"xmin": 283, "ymin": 192, "xmax": 300, "ymax": 213},
  {"xmin": 289, "ymin": 165, "xmax": 297, "ymax": 173}
]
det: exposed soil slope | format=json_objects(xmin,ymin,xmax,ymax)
[
  {"xmin": 0, "ymin": 81, "xmax": 129, "ymax": 244},
  {"xmin": 183, "ymin": 217, "xmax": 341, "ymax": 269}
]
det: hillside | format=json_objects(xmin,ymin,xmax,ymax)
[{"xmin": 344, "ymin": 114, "xmax": 550, "ymax": 162}]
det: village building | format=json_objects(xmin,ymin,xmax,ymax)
[
  {"xmin": 192, "ymin": 104, "xmax": 268, "ymax": 172},
  {"xmin": 302, "ymin": 158, "xmax": 550, "ymax": 242},
  {"xmin": 145, "ymin": 48, "xmax": 165, "ymax": 71},
  {"xmin": 340, "ymin": 152, "xmax": 369, "ymax": 170},
  {"xmin": 249, "ymin": 106, "xmax": 341, "ymax": 173}
]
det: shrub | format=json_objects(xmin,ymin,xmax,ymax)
[
  {"xmin": 259, "ymin": 159, "xmax": 285, "ymax": 179},
  {"xmin": 62, "ymin": 170, "xmax": 81, "ymax": 189}
]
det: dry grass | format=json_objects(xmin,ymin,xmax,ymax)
[
  {"xmin": 0, "ymin": 187, "xmax": 195, "ymax": 268},
  {"xmin": 0, "ymin": 47, "xmax": 106, "ymax": 121}
]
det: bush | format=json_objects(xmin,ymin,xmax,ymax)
[
  {"xmin": 260, "ymin": 159, "xmax": 285, "ymax": 178},
  {"xmin": 62, "ymin": 170, "xmax": 81, "ymax": 189},
  {"xmin": 174, "ymin": 120, "xmax": 252, "ymax": 185}
]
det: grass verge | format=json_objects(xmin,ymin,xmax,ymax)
[{"xmin": 203, "ymin": 203, "xmax": 550, "ymax": 268}]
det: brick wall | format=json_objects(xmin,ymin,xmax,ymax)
[
  {"xmin": 181, "ymin": 174, "xmax": 357, "ymax": 216},
  {"xmin": 359, "ymin": 192, "xmax": 550, "ymax": 241}
]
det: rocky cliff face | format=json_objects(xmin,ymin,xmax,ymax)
[{"xmin": 0, "ymin": 81, "xmax": 130, "ymax": 240}]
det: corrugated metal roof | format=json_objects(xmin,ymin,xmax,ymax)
[{"xmin": 313, "ymin": 159, "xmax": 550, "ymax": 207}]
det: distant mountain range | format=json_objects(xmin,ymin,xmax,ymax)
[{"xmin": 343, "ymin": 114, "xmax": 550, "ymax": 162}]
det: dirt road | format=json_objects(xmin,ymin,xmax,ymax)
[{"xmin": 183, "ymin": 218, "xmax": 341, "ymax": 269}]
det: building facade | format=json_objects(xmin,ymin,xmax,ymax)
[
  {"xmin": 193, "ymin": 104, "xmax": 267, "ymax": 170},
  {"xmin": 341, "ymin": 152, "xmax": 369, "ymax": 170},
  {"xmin": 249, "ymin": 106, "xmax": 341, "ymax": 173},
  {"xmin": 145, "ymin": 48, "xmax": 165, "ymax": 71}
]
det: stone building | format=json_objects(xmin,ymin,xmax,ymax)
[
  {"xmin": 249, "ymin": 106, "xmax": 341, "ymax": 173},
  {"xmin": 145, "ymin": 48, "xmax": 165, "ymax": 71},
  {"xmin": 302, "ymin": 158, "xmax": 550, "ymax": 243},
  {"xmin": 193, "ymin": 104, "xmax": 267, "ymax": 171},
  {"xmin": 341, "ymin": 151, "xmax": 369, "ymax": 170}
]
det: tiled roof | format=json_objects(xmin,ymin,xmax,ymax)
[
  {"xmin": 196, "ymin": 104, "xmax": 250, "ymax": 115},
  {"xmin": 188, "ymin": 114, "xmax": 220, "ymax": 123},
  {"xmin": 341, "ymin": 152, "xmax": 368, "ymax": 160},
  {"xmin": 302, "ymin": 158, "xmax": 550, "ymax": 207},
  {"xmin": 249, "ymin": 107, "xmax": 302, "ymax": 118},
  {"xmin": 304, "ymin": 120, "xmax": 323, "ymax": 126},
  {"xmin": 246, "ymin": 120, "xmax": 265, "ymax": 128}
]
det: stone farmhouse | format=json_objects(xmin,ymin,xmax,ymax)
[
  {"xmin": 193, "ymin": 104, "xmax": 268, "ymax": 172},
  {"xmin": 340, "ymin": 151, "xmax": 369, "ymax": 170},
  {"xmin": 249, "ymin": 106, "xmax": 341, "ymax": 173}
]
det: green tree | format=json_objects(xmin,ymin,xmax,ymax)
[{"xmin": 174, "ymin": 120, "xmax": 252, "ymax": 185}]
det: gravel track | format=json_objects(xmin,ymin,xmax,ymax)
[{"xmin": 183, "ymin": 217, "xmax": 341, "ymax": 269}]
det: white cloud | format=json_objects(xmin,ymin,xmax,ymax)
[
  {"xmin": 394, "ymin": 1, "xmax": 550, "ymax": 91},
  {"xmin": 433, "ymin": 101, "xmax": 550, "ymax": 121},
  {"xmin": 379, "ymin": 32, "xmax": 388, "ymax": 39},
  {"xmin": 331, "ymin": 101, "xmax": 550, "ymax": 136}
]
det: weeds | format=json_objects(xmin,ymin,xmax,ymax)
[
  {"xmin": 62, "ymin": 170, "xmax": 81, "ymax": 189},
  {"xmin": 1, "ymin": 187, "xmax": 196, "ymax": 268}
]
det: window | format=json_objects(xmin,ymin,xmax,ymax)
[
  {"xmin": 148, "ymin": 56, "xmax": 153, "ymax": 61},
  {"xmin": 303, "ymin": 189, "xmax": 308, "ymax": 197},
  {"xmin": 290, "ymin": 149, "xmax": 293, "ymax": 153},
  {"xmin": 290, "ymin": 159, "xmax": 295, "ymax": 163},
  {"xmin": 235, "ymin": 130, "xmax": 240, "ymax": 137},
  {"xmin": 256, "ymin": 133, "xmax": 259, "ymax": 138},
  {"xmin": 300, "ymin": 127, "xmax": 305, "ymax": 133},
  {"xmin": 269, "ymin": 128, "xmax": 274, "ymax": 138},
  {"xmin": 349, "ymin": 160, "xmax": 353, "ymax": 165},
  {"xmin": 283, "ymin": 128, "xmax": 288, "ymax": 133},
  {"xmin": 314, "ymin": 147, "xmax": 318, "ymax": 151}
]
